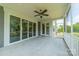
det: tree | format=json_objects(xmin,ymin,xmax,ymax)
[
  {"xmin": 67, "ymin": 25, "xmax": 71, "ymax": 33},
  {"xmin": 58, "ymin": 25, "xmax": 64, "ymax": 32},
  {"xmin": 73, "ymin": 23, "xmax": 79, "ymax": 32}
]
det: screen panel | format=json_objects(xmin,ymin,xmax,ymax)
[
  {"xmin": 66, "ymin": 10, "xmax": 71, "ymax": 33},
  {"xmin": 72, "ymin": 4, "xmax": 79, "ymax": 37}
]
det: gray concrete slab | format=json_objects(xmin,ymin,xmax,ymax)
[{"xmin": 0, "ymin": 37, "xmax": 68, "ymax": 56}]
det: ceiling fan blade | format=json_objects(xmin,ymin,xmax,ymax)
[
  {"xmin": 42, "ymin": 14, "xmax": 49, "ymax": 16},
  {"xmin": 34, "ymin": 14, "xmax": 40, "ymax": 17},
  {"xmin": 34, "ymin": 10, "xmax": 40, "ymax": 14},
  {"xmin": 41, "ymin": 9, "xmax": 47, "ymax": 14}
]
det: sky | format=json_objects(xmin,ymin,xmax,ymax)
[
  {"xmin": 67, "ymin": 4, "xmax": 79, "ymax": 25},
  {"xmin": 57, "ymin": 19, "xmax": 64, "ymax": 24},
  {"xmin": 73, "ymin": 15, "xmax": 79, "ymax": 24},
  {"xmin": 67, "ymin": 15, "xmax": 79, "ymax": 25}
]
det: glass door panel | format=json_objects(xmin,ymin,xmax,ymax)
[
  {"xmin": 42, "ymin": 23, "xmax": 45, "ymax": 34},
  {"xmin": 46, "ymin": 23, "xmax": 49, "ymax": 35},
  {"xmin": 10, "ymin": 15, "xmax": 20, "ymax": 43},
  {"xmin": 38, "ymin": 22, "xmax": 41, "ymax": 36},
  {"xmin": 22, "ymin": 19, "xmax": 28, "ymax": 39},
  {"xmin": 29, "ymin": 22, "xmax": 32, "ymax": 37},
  {"xmin": 33, "ymin": 23, "xmax": 36, "ymax": 36}
]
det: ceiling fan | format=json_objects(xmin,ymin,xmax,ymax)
[{"xmin": 34, "ymin": 9, "xmax": 49, "ymax": 18}]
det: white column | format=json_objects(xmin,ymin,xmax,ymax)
[
  {"xmin": 20, "ymin": 18, "xmax": 22, "ymax": 40},
  {"xmin": 32, "ymin": 22, "xmax": 33, "ymax": 37},
  {"xmin": 36, "ymin": 22, "xmax": 38, "ymax": 36},
  {"xmin": 4, "ymin": 9, "xmax": 10, "ymax": 46},
  {"xmin": 55, "ymin": 20, "xmax": 57, "ymax": 37},
  {"xmin": 41, "ymin": 22, "xmax": 42, "ymax": 35},
  {"xmin": 45, "ymin": 22, "xmax": 47, "ymax": 36},
  {"xmin": 64, "ymin": 17, "xmax": 66, "ymax": 38},
  {"xmin": 27, "ymin": 21, "xmax": 29, "ymax": 38},
  {"xmin": 63, "ymin": 17, "xmax": 67, "ymax": 37},
  {"xmin": 71, "ymin": 9, "xmax": 73, "ymax": 34},
  {"xmin": 49, "ymin": 21, "xmax": 54, "ymax": 39}
]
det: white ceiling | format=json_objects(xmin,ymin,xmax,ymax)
[{"xmin": 0, "ymin": 3, "xmax": 69, "ymax": 21}]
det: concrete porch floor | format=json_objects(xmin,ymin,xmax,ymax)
[{"xmin": 0, "ymin": 36, "xmax": 69, "ymax": 56}]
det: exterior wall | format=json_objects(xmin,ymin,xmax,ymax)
[
  {"xmin": 64, "ymin": 4, "xmax": 79, "ymax": 56},
  {"xmin": 0, "ymin": 5, "xmax": 51, "ymax": 47},
  {"xmin": 3, "ymin": 6, "xmax": 38, "ymax": 46},
  {"xmin": 0, "ymin": 6, "xmax": 4, "ymax": 48}
]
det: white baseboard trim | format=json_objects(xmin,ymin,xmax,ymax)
[{"xmin": 4, "ymin": 36, "xmax": 37, "ymax": 47}]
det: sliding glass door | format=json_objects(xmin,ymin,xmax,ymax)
[
  {"xmin": 38, "ymin": 22, "xmax": 41, "ymax": 36},
  {"xmin": 46, "ymin": 23, "xmax": 49, "ymax": 35},
  {"xmin": 33, "ymin": 23, "xmax": 36, "ymax": 36},
  {"xmin": 22, "ymin": 19, "xmax": 28, "ymax": 39},
  {"xmin": 29, "ymin": 22, "xmax": 32, "ymax": 37},
  {"xmin": 10, "ymin": 15, "xmax": 37, "ymax": 43},
  {"xmin": 42, "ymin": 23, "xmax": 45, "ymax": 34},
  {"xmin": 10, "ymin": 15, "xmax": 20, "ymax": 43}
]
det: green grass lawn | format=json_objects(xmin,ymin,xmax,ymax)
[{"xmin": 73, "ymin": 32, "xmax": 79, "ymax": 37}]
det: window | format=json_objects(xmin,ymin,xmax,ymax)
[
  {"xmin": 22, "ymin": 19, "xmax": 28, "ymax": 39},
  {"xmin": 46, "ymin": 23, "xmax": 49, "ymax": 35},
  {"xmin": 38, "ymin": 22, "xmax": 41, "ymax": 36},
  {"xmin": 29, "ymin": 21, "xmax": 32, "ymax": 37},
  {"xmin": 42, "ymin": 23, "xmax": 45, "ymax": 34},
  {"xmin": 10, "ymin": 15, "xmax": 20, "ymax": 43},
  {"xmin": 33, "ymin": 23, "xmax": 36, "ymax": 36}
]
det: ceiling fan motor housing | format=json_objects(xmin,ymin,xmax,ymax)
[{"xmin": 34, "ymin": 9, "xmax": 48, "ymax": 18}]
